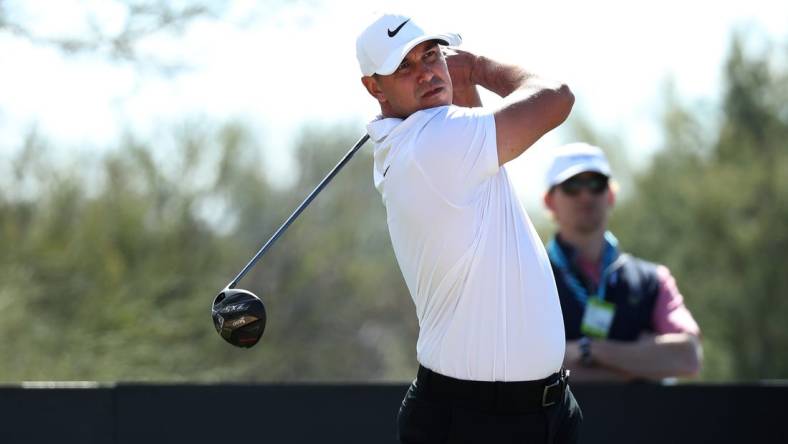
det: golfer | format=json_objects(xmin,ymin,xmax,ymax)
[{"xmin": 357, "ymin": 13, "xmax": 581, "ymax": 443}]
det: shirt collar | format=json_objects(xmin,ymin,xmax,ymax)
[
  {"xmin": 366, "ymin": 106, "xmax": 446, "ymax": 142},
  {"xmin": 367, "ymin": 106, "xmax": 447, "ymax": 191}
]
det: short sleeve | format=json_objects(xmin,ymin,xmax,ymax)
[
  {"xmin": 651, "ymin": 265, "xmax": 701, "ymax": 336},
  {"xmin": 411, "ymin": 106, "xmax": 499, "ymax": 204}
]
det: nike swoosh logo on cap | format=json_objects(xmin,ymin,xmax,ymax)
[{"xmin": 387, "ymin": 19, "xmax": 410, "ymax": 37}]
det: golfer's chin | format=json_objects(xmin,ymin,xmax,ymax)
[{"xmin": 418, "ymin": 86, "xmax": 451, "ymax": 109}]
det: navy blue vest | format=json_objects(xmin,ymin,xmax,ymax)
[{"xmin": 551, "ymin": 238, "xmax": 660, "ymax": 341}]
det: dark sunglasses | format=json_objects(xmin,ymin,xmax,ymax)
[{"xmin": 558, "ymin": 174, "xmax": 609, "ymax": 196}]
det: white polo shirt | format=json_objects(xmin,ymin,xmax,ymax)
[{"xmin": 368, "ymin": 105, "xmax": 565, "ymax": 382}]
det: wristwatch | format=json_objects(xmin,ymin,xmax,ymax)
[{"xmin": 578, "ymin": 336, "xmax": 593, "ymax": 367}]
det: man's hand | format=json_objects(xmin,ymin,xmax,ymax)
[
  {"xmin": 564, "ymin": 339, "xmax": 637, "ymax": 382},
  {"xmin": 563, "ymin": 339, "xmax": 583, "ymax": 366},
  {"xmin": 588, "ymin": 333, "xmax": 702, "ymax": 380},
  {"xmin": 445, "ymin": 48, "xmax": 482, "ymax": 108}
]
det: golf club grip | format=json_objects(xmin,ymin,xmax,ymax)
[{"xmin": 227, "ymin": 133, "xmax": 371, "ymax": 289}]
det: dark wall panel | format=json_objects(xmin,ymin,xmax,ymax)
[
  {"xmin": 115, "ymin": 383, "xmax": 406, "ymax": 444},
  {"xmin": 0, "ymin": 383, "xmax": 785, "ymax": 444},
  {"xmin": 572, "ymin": 384, "xmax": 785, "ymax": 444},
  {"xmin": 0, "ymin": 387, "xmax": 114, "ymax": 444}
]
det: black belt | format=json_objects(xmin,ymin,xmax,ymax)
[{"xmin": 415, "ymin": 365, "xmax": 568, "ymax": 414}]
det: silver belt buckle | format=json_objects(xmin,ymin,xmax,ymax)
[{"xmin": 542, "ymin": 379, "xmax": 561, "ymax": 407}]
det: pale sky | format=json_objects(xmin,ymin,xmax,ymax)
[{"xmin": 1, "ymin": 0, "xmax": 786, "ymax": 210}]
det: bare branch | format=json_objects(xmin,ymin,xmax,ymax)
[{"xmin": 0, "ymin": 0, "xmax": 227, "ymax": 72}]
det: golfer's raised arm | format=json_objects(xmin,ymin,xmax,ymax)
[{"xmin": 468, "ymin": 53, "xmax": 574, "ymax": 165}]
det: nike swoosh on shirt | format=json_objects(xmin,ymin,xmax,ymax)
[{"xmin": 387, "ymin": 19, "xmax": 409, "ymax": 37}]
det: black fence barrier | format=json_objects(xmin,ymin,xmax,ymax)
[{"xmin": 0, "ymin": 382, "xmax": 784, "ymax": 443}]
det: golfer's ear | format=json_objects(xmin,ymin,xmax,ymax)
[{"xmin": 361, "ymin": 76, "xmax": 387, "ymax": 103}]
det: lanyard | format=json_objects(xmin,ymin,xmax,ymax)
[{"xmin": 547, "ymin": 231, "xmax": 619, "ymax": 304}]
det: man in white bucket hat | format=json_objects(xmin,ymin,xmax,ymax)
[
  {"xmin": 357, "ymin": 12, "xmax": 581, "ymax": 443},
  {"xmin": 543, "ymin": 143, "xmax": 702, "ymax": 383}
]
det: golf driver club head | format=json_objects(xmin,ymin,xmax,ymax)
[
  {"xmin": 211, "ymin": 134, "xmax": 370, "ymax": 349},
  {"xmin": 212, "ymin": 288, "xmax": 267, "ymax": 348}
]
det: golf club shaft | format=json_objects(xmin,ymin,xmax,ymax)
[{"xmin": 226, "ymin": 133, "xmax": 371, "ymax": 289}]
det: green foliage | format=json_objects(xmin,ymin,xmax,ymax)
[
  {"xmin": 611, "ymin": 34, "xmax": 788, "ymax": 381},
  {"xmin": 2, "ymin": 31, "xmax": 785, "ymax": 383},
  {"xmin": 0, "ymin": 122, "xmax": 415, "ymax": 382}
]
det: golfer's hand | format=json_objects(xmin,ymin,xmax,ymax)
[{"xmin": 445, "ymin": 48, "xmax": 482, "ymax": 108}]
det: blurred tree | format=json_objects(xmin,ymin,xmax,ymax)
[
  {"xmin": 2, "ymin": 24, "xmax": 784, "ymax": 383},
  {"xmin": 0, "ymin": 122, "xmax": 235, "ymax": 380},
  {"xmin": 223, "ymin": 125, "xmax": 416, "ymax": 381},
  {"xmin": 611, "ymin": 33, "xmax": 788, "ymax": 381},
  {"xmin": 0, "ymin": 0, "xmax": 228, "ymax": 70},
  {"xmin": 0, "ymin": 122, "xmax": 416, "ymax": 382},
  {"xmin": 0, "ymin": 0, "xmax": 313, "ymax": 74}
]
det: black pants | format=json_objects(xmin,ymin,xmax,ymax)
[{"xmin": 397, "ymin": 366, "xmax": 582, "ymax": 444}]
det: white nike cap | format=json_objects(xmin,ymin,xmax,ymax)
[
  {"xmin": 545, "ymin": 143, "xmax": 612, "ymax": 189},
  {"xmin": 356, "ymin": 13, "xmax": 461, "ymax": 76}
]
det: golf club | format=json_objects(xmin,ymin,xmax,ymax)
[{"xmin": 212, "ymin": 133, "xmax": 371, "ymax": 348}]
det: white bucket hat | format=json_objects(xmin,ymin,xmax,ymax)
[{"xmin": 546, "ymin": 143, "xmax": 612, "ymax": 189}]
